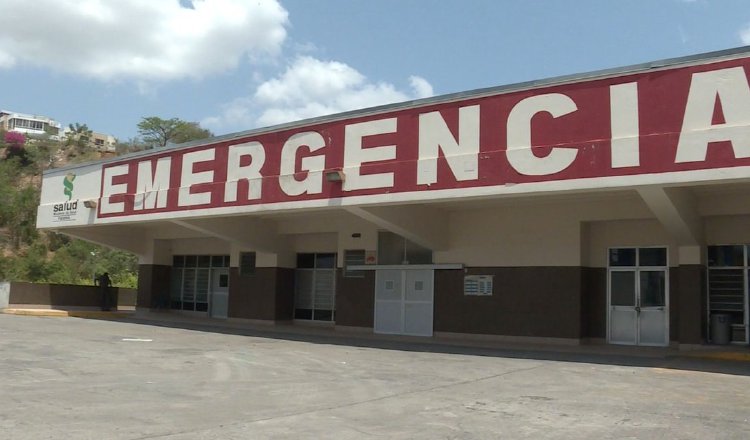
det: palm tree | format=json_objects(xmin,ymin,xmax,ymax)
[{"xmin": 65, "ymin": 123, "xmax": 93, "ymax": 154}]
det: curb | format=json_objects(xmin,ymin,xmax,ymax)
[
  {"xmin": 1, "ymin": 308, "xmax": 131, "ymax": 319},
  {"xmin": 679, "ymin": 351, "xmax": 750, "ymax": 362}
]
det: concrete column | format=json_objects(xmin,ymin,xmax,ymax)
[
  {"xmin": 677, "ymin": 245, "xmax": 706, "ymax": 346},
  {"xmin": 136, "ymin": 239, "xmax": 172, "ymax": 311},
  {"xmin": 228, "ymin": 245, "xmax": 294, "ymax": 322}
]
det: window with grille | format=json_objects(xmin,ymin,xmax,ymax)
[{"xmin": 344, "ymin": 249, "xmax": 365, "ymax": 278}]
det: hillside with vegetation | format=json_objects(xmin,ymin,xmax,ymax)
[{"xmin": 0, "ymin": 117, "xmax": 212, "ymax": 288}]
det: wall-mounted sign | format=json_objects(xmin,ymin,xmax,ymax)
[
  {"xmin": 464, "ymin": 275, "xmax": 494, "ymax": 296},
  {"xmin": 52, "ymin": 173, "xmax": 79, "ymax": 222},
  {"xmin": 35, "ymin": 50, "xmax": 750, "ymax": 228}
]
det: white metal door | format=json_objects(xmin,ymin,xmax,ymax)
[
  {"xmin": 210, "ymin": 268, "xmax": 229, "ymax": 319},
  {"xmin": 608, "ymin": 268, "xmax": 668, "ymax": 346},
  {"xmin": 374, "ymin": 269, "xmax": 403, "ymax": 334},
  {"xmin": 374, "ymin": 269, "xmax": 434, "ymax": 336},
  {"xmin": 404, "ymin": 270, "xmax": 434, "ymax": 336}
]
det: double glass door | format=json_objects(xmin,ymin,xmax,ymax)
[{"xmin": 608, "ymin": 247, "xmax": 669, "ymax": 346}]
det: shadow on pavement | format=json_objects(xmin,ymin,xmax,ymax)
[{"xmin": 121, "ymin": 314, "xmax": 750, "ymax": 378}]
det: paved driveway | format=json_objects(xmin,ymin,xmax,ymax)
[{"xmin": 0, "ymin": 314, "xmax": 748, "ymax": 439}]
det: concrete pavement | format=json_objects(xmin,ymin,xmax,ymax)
[
  {"xmin": 4, "ymin": 306, "xmax": 750, "ymax": 363},
  {"xmin": 1, "ymin": 313, "xmax": 749, "ymax": 439}
]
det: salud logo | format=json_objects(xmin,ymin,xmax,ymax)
[
  {"xmin": 63, "ymin": 173, "xmax": 76, "ymax": 200},
  {"xmin": 54, "ymin": 173, "xmax": 79, "ymax": 222}
]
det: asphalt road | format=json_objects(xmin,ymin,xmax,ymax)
[{"xmin": 0, "ymin": 314, "xmax": 748, "ymax": 439}]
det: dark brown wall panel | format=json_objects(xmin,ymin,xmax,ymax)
[
  {"xmin": 434, "ymin": 267, "xmax": 583, "ymax": 339},
  {"xmin": 228, "ymin": 267, "xmax": 278, "ymax": 320},
  {"xmin": 669, "ymin": 268, "xmax": 679, "ymax": 342},
  {"xmin": 275, "ymin": 268, "xmax": 295, "ymax": 321},
  {"xmin": 676, "ymin": 264, "xmax": 706, "ymax": 344},
  {"xmin": 581, "ymin": 267, "xmax": 607, "ymax": 339},
  {"xmin": 335, "ymin": 270, "xmax": 375, "ymax": 328},
  {"xmin": 9, "ymin": 282, "xmax": 135, "ymax": 307},
  {"xmin": 137, "ymin": 265, "xmax": 170, "ymax": 310}
]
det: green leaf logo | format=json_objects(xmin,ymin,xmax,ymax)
[{"xmin": 63, "ymin": 173, "xmax": 76, "ymax": 201}]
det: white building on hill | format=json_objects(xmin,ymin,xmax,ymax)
[{"xmin": 0, "ymin": 110, "xmax": 62, "ymax": 139}]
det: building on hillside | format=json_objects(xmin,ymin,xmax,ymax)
[
  {"xmin": 91, "ymin": 132, "xmax": 117, "ymax": 152},
  {"xmin": 0, "ymin": 110, "xmax": 62, "ymax": 139},
  {"xmin": 62, "ymin": 128, "xmax": 117, "ymax": 152},
  {"xmin": 36, "ymin": 46, "xmax": 750, "ymax": 349}
]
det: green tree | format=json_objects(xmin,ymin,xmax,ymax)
[
  {"xmin": 171, "ymin": 122, "xmax": 213, "ymax": 144},
  {"xmin": 114, "ymin": 137, "xmax": 147, "ymax": 155},
  {"xmin": 137, "ymin": 117, "xmax": 213, "ymax": 148},
  {"xmin": 24, "ymin": 141, "xmax": 57, "ymax": 177},
  {"xmin": 0, "ymin": 158, "xmax": 38, "ymax": 249},
  {"xmin": 48, "ymin": 239, "xmax": 138, "ymax": 287},
  {"xmin": 0, "ymin": 124, "xmax": 139, "ymax": 288}
]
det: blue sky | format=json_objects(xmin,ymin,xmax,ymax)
[{"xmin": 0, "ymin": 0, "xmax": 749, "ymax": 142}]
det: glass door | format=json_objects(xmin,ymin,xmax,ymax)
[
  {"xmin": 609, "ymin": 270, "xmax": 637, "ymax": 345},
  {"xmin": 608, "ymin": 247, "xmax": 669, "ymax": 346},
  {"xmin": 638, "ymin": 270, "xmax": 668, "ymax": 346},
  {"xmin": 294, "ymin": 253, "xmax": 336, "ymax": 321}
]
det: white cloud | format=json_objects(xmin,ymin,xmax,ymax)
[
  {"xmin": 204, "ymin": 56, "xmax": 434, "ymax": 131},
  {"xmin": 741, "ymin": 24, "xmax": 750, "ymax": 45},
  {"xmin": 0, "ymin": 0, "xmax": 288, "ymax": 80},
  {"xmin": 409, "ymin": 76, "xmax": 434, "ymax": 99}
]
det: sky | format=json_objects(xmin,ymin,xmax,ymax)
[{"xmin": 0, "ymin": 0, "xmax": 749, "ymax": 142}]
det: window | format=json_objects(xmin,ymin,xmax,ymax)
[
  {"xmin": 240, "ymin": 252, "xmax": 256, "ymax": 276},
  {"xmin": 609, "ymin": 248, "xmax": 636, "ymax": 267},
  {"xmin": 377, "ymin": 231, "xmax": 432, "ymax": 265},
  {"xmin": 708, "ymin": 245, "xmax": 744, "ymax": 267},
  {"xmin": 211, "ymin": 255, "xmax": 229, "ymax": 268},
  {"xmin": 173, "ymin": 255, "xmax": 185, "ymax": 267},
  {"xmin": 707, "ymin": 245, "xmax": 747, "ymax": 343},
  {"xmin": 171, "ymin": 255, "xmax": 230, "ymax": 312},
  {"xmin": 10, "ymin": 118, "xmax": 43, "ymax": 130},
  {"xmin": 608, "ymin": 247, "xmax": 666, "ymax": 267},
  {"xmin": 197, "ymin": 255, "xmax": 211, "ymax": 267},
  {"xmin": 344, "ymin": 249, "xmax": 365, "ymax": 278}
]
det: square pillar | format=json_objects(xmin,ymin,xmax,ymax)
[
  {"xmin": 136, "ymin": 239, "xmax": 172, "ymax": 311},
  {"xmin": 677, "ymin": 245, "xmax": 706, "ymax": 345}
]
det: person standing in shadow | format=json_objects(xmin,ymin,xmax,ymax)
[{"xmin": 95, "ymin": 272, "xmax": 113, "ymax": 311}]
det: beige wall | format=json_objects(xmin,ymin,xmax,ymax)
[
  {"xmin": 290, "ymin": 233, "xmax": 338, "ymax": 254},
  {"xmin": 435, "ymin": 205, "xmax": 582, "ymax": 266},
  {"xmin": 137, "ymin": 188, "xmax": 750, "ymax": 270},
  {"xmin": 277, "ymin": 213, "xmax": 378, "ymax": 268},
  {"xmin": 705, "ymin": 215, "xmax": 750, "ymax": 245},
  {"xmin": 585, "ymin": 219, "xmax": 678, "ymax": 267},
  {"xmin": 434, "ymin": 194, "xmax": 655, "ymax": 267},
  {"xmin": 170, "ymin": 237, "xmax": 230, "ymax": 256},
  {"xmin": 698, "ymin": 190, "xmax": 750, "ymax": 217}
]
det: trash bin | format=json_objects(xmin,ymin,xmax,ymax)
[{"xmin": 711, "ymin": 313, "xmax": 731, "ymax": 345}]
